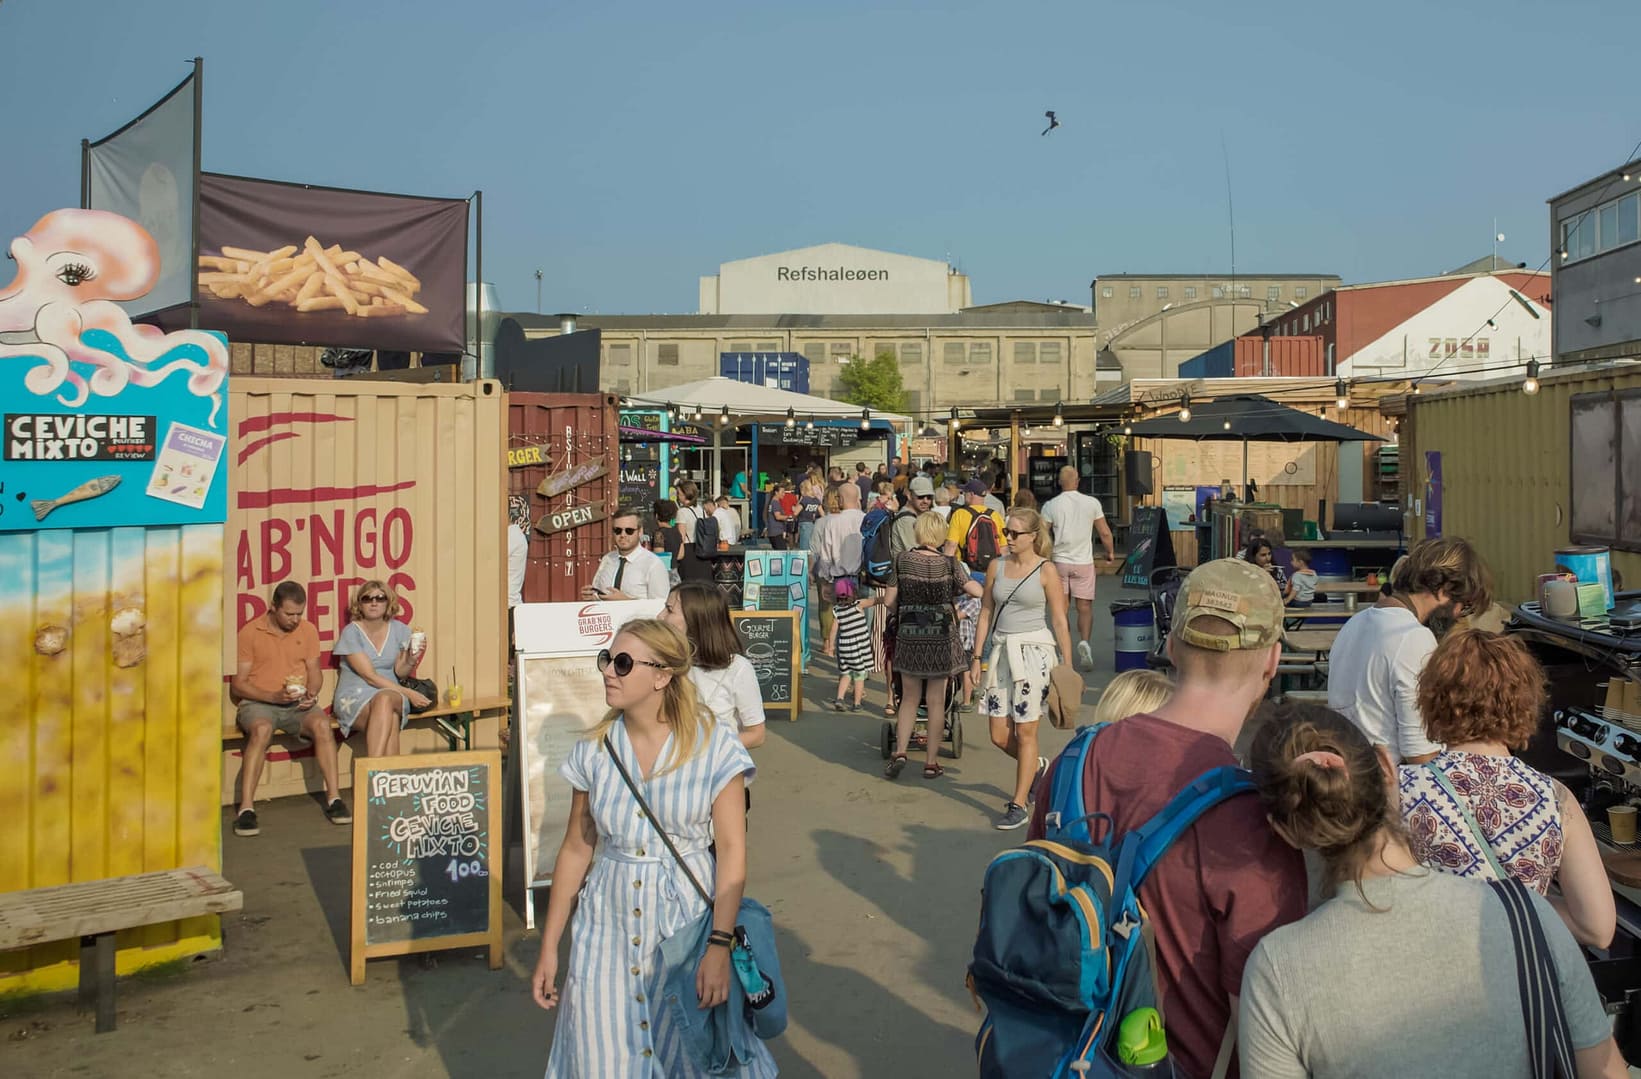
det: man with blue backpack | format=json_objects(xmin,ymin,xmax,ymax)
[{"xmin": 970, "ymin": 559, "xmax": 1307, "ymax": 1079}]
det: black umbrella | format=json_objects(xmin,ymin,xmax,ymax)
[{"xmin": 1123, "ymin": 394, "xmax": 1383, "ymax": 491}]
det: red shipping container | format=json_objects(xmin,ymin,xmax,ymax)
[
  {"xmin": 508, "ymin": 393, "xmax": 620, "ymax": 603},
  {"xmin": 1234, "ymin": 336, "xmax": 1327, "ymax": 377}
]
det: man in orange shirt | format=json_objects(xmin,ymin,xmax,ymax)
[{"xmin": 230, "ymin": 581, "xmax": 346, "ymax": 836}]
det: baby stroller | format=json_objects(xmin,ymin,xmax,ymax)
[
  {"xmin": 1147, "ymin": 565, "xmax": 1189, "ymax": 671},
  {"xmin": 878, "ymin": 613, "xmax": 964, "ymax": 759}
]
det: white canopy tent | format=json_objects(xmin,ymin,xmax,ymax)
[{"xmin": 626, "ymin": 377, "xmax": 911, "ymax": 497}]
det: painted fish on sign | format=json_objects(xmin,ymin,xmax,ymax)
[
  {"xmin": 535, "ymin": 500, "xmax": 607, "ymax": 536},
  {"xmin": 537, "ymin": 459, "xmax": 606, "ymax": 499}
]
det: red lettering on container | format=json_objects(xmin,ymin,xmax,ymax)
[
  {"xmin": 354, "ymin": 508, "xmax": 378, "ymax": 565},
  {"xmin": 383, "ymin": 508, "xmax": 412, "ymax": 569},
  {"xmin": 260, "ymin": 519, "xmax": 291, "ymax": 582},
  {"xmin": 311, "ymin": 509, "xmax": 344, "ymax": 576}
]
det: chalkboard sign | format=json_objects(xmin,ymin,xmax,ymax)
[
  {"xmin": 1120, "ymin": 505, "xmax": 1178, "ymax": 588},
  {"xmin": 619, "ymin": 460, "xmax": 661, "ymax": 526},
  {"xmin": 731, "ymin": 609, "xmax": 802, "ymax": 720},
  {"xmin": 350, "ymin": 750, "xmax": 504, "ymax": 984}
]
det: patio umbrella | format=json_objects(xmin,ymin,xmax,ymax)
[{"xmin": 1123, "ymin": 394, "xmax": 1383, "ymax": 493}]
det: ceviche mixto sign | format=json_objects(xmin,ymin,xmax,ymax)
[{"xmin": 0, "ymin": 207, "xmax": 230, "ymax": 532}]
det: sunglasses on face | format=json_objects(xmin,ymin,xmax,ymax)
[
  {"xmin": 1004, "ymin": 529, "xmax": 1033, "ymax": 540},
  {"xmin": 361, "ymin": 594, "xmax": 388, "ymax": 603},
  {"xmin": 612, "ymin": 526, "xmax": 639, "ymax": 536},
  {"xmin": 597, "ymin": 649, "xmax": 669, "ymax": 677}
]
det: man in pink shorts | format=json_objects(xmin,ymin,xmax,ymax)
[{"xmin": 1040, "ymin": 464, "xmax": 1117, "ymax": 670}]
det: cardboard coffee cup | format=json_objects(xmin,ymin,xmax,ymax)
[{"xmin": 1609, "ymin": 804, "xmax": 1638, "ymax": 845}]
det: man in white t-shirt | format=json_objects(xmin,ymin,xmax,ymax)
[
  {"xmin": 1326, "ymin": 537, "xmax": 1492, "ymax": 763},
  {"xmin": 585, "ymin": 507, "xmax": 672, "ymax": 600},
  {"xmin": 712, "ymin": 495, "xmax": 742, "ymax": 546},
  {"xmin": 1040, "ymin": 465, "xmax": 1117, "ymax": 671}
]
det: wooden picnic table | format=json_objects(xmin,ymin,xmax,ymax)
[
  {"xmin": 1316, "ymin": 578, "xmax": 1387, "ymax": 595},
  {"xmin": 1284, "ymin": 627, "xmax": 1341, "ymax": 655}
]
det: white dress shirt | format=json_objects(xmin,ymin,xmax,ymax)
[
  {"xmin": 591, "ymin": 545, "xmax": 671, "ymax": 599},
  {"xmin": 712, "ymin": 506, "xmax": 742, "ymax": 546},
  {"xmin": 507, "ymin": 523, "xmax": 529, "ymax": 607}
]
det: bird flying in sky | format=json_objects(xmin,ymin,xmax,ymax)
[{"xmin": 1041, "ymin": 110, "xmax": 1060, "ymax": 136}]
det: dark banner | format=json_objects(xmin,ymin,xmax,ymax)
[
  {"xmin": 192, "ymin": 173, "xmax": 467, "ymax": 353},
  {"xmin": 85, "ymin": 67, "xmax": 198, "ymax": 321}
]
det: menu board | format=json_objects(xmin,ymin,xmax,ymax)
[
  {"xmin": 731, "ymin": 610, "xmax": 802, "ymax": 720},
  {"xmin": 742, "ymin": 550, "xmax": 811, "ymax": 668},
  {"xmin": 619, "ymin": 459, "xmax": 661, "ymax": 525},
  {"xmin": 350, "ymin": 751, "xmax": 503, "ymax": 984},
  {"xmin": 1121, "ymin": 505, "xmax": 1178, "ymax": 588}
]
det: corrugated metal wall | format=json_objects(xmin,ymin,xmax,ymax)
[
  {"xmin": 507, "ymin": 394, "xmax": 619, "ymax": 603},
  {"xmin": 1405, "ymin": 366, "xmax": 1641, "ymax": 605},
  {"xmin": 226, "ymin": 378, "xmax": 508, "ymax": 713},
  {"xmin": 0, "ymin": 524, "xmax": 225, "ymax": 991},
  {"xmin": 1234, "ymin": 336, "xmax": 1328, "ymax": 377}
]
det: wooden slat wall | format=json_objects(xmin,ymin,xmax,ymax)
[{"xmin": 0, "ymin": 525, "xmax": 224, "ymax": 991}]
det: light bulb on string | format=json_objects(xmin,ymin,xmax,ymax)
[
  {"xmin": 1335, "ymin": 378, "xmax": 1349, "ymax": 411},
  {"xmin": 784, "ymin": 407, "xmax": 795, "ymax": 429},
  {"xmin": 1523, "ymin": 359, "xmax": 1541, "ymax": 395},
  {"xmin": 1052, "ymin": 401, "xmax": 1064, "ymax": 427},
  {"xmin": 949, "ymin": 406, "xmax": 961, "ymax": 431},
  {"xmin": 718, "ymin": 405, "xmax": 730, "ymax": 426},
  {"xmin": 1178, "ymin": 393, "xmax": 1192, "ymax": 423},
  {"xmin": 860, "ymin": 408, "xmax": 871, "ymax": 431},
  {"xmin": 805, "ymin": 415, "xmax": 814, "ymax": 430}
]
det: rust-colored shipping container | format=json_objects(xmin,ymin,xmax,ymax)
[
  {"xmin": 1234, "ymin": 336, "xmax": 1328, "ymax": 377},
  {"xmin": 507, "ymin": 393, "xmax": 620, "ymax": 602},
  {"xmin": 226, "ymin": 378, "xmax": 508, "ymax": 721}
]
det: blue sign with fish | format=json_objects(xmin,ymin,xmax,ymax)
[{"xmin": 0, "ymin": 331, "xmax": 229, "ymax": 533}]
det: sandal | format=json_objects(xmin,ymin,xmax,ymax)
[
  {"xmin": 922, "ymin": 763, "xmax": 946, "ymax": 780},
  {"xmin": 884, "ymin": 754, "xmax": 908, "ymax": 779}
]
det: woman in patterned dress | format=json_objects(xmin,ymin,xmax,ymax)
[
  {"xmin": 883, "ymin": 511, "xmax": 983, "ymax": 779},
  {"xmin": 1397, "ymin": 629, "xmax": 1614, "ymax": 947},
  {"xmin": 532, "ymin": 619, "xmax": 775, "ymax": 1078}
]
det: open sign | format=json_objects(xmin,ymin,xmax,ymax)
[{"xmin": 535, "ymin": 500, "xmax": 606, "ymax": 536}]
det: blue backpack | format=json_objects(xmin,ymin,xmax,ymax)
[
  {"xmin": 859, "ymin": 506, "xmax": 906, "ymax": 587},
  {"xmin": 969, "ymin": 723, "xmax": 1253, "ymax": 1078}
]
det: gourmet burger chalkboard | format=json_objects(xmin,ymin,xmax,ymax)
[
  {"xmin": 350, "ymin": 750, "xmax": 504, "ymax": 984},
  {"xmin": 731, "ymin": 609, "xmax": 802, "ymax": 720}
]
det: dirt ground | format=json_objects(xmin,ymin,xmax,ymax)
[{"xmin": 4, "ymin": 604, "xmax": 1134, "ymax": 1078}]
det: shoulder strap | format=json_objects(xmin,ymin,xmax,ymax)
[
  {"xmin": 1042, "ymin": 723, "xmax": 1108, "ymax": 841},
  {"xmin": 1489, "ymin": 877, "xmax": 1577, "ymax": 1079},
  {"xmin": 1423, "ymin": 760, "xmax": 1510, "ymax": 878},
  {"xmin": 1114, "ymin": 766, "xmax": 1256, "ymax": 894},
  {"xmin": 603, "ymin": 735, "xmax": 713, "ymax": 907}
]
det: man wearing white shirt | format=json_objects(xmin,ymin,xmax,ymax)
[
  {"xmin": 1040, "ymin": 465, "xmax": 1117, "ymax": 671},
  {"xmin": 584, "ymin": 508, "xmax": 672, "ymax": 601},
  {"xmin": 712, "ymin": 494, "xmax": 742, "ymax": 546},
  {"xmin": 1326, "ymin": 537, "xmax": 1491, "ymax": 763}
]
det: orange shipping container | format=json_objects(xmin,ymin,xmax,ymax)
[
  {"xmin": 507, "ymin": 393, "xmax": 620, "ymax": 603},
  {"xmin": 1234, "ymin": 336, "xmax": 1328, "ymax": 377},
  {"xmin": 225, "ymin": 378, "xmax": 508, "ymax": 728}
]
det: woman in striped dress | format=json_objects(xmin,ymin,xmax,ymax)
[{"xmin": 532, "ymin": 619, "xmax": 775, "ymax": 1078}]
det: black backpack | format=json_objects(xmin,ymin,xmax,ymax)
[{"xmin": 689, "ymin": 506, "xmax": 719, "ymax": 558}]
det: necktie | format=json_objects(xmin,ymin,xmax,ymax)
[{"xmin": 613, "ymin": 556, "xmax": 627, "ymax": 591}]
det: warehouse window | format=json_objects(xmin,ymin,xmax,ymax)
[
  {"xmin": 1571, "ymin": 389, "xmax": 1641, "ymax": 551},
  {"xmin": 943, "ymin": 342, "xmax": 966, "ymax": 364},
  {"xmin": 970, "ymin": 342, "xmax": 993, "ymax": 364},
  {"xmin": 607, "ymin": 342, "xmax": 632, "ymax": 366},
  {"xmin": 1211, "ymin": 286, "xmax": 1225, "ymax": 299},
  {"xmin": 1156, "ymin": 286, "xmax": 1169, "ymax": 299},
  {"xmin": 900, "ymin": 342, "xmax": 924, "ymax": 366},
  {"xmin": 1295, "ymin": 286, "xmax": 1308, "ymax": 299},
  {"xmin": 1129, "ymin": 286, "xmax": 1142, "ymax": 300},
  {"xmin": 802, "ymin": 342, "xmax": 825, "ymax": 367},
  {"xmin": 728, "ymin": 341, "xmax": 752, "ymax": 353},
  {"xmin": 903, "ymin": 389, "xmax": 922, "ymax": 412},
  {"xmin": 1267, "ymin": 285, "xmax": 1281, "ymax": 301},
  {"xmin": 1184, "ymin": 286, "xmax": 1198, "ymax": 299},
  {"xmin": 1015, "ymin": 342, "xmax": 1038, "ymax": 364},
  {"xmin": 657, "ymin": 344, "xmax": 679, "ymax": 366},
  {"xmin": 1014, "ymin": 389, "xmax": 1036, "ymax": 402},
  {"xmin": 830, "ymin": 342, "xmax": 854, "ymax": 363},
  {"xmin": 1040, "ymin": 342, "xmax": 1063, "ymax": 366},
  {"xmin": 1238, "ymin": 285, "xmax": 1252, "ymax": 298},
  {"xmin": 756, "ymin": 340, "xmax": 779, "ymax": 352},
  {"xmin": 1100, "ymin": 286, "xmax": 1114, "ymax": 299},
  {"xmin": 1038, "ymin": 388, "xmax": 1060, "ymax": 401}
]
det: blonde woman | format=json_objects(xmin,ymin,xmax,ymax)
[
  {"xmin": 332, "ymin": 580, "xmax": 427, "ymax": 756},
  {"xmin": 532, "ymin": 620, "xmax": 773, "ymax": 1078},
  {"xmin": 971, "ymin": 508, "xmax": 1075, "ymax": 829},
  {"xmin": 1091, "ymin": 669, "xmax": 1174, "ymax": 726}
]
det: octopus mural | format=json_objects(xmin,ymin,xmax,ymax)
[{"xmin": 0, "ymin": 209, "xmax": 229, "ymax": 427}]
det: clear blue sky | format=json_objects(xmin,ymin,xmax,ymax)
[{"xmin": 4, "ymin": 0, "xmax": 1638, "ymax": 315}]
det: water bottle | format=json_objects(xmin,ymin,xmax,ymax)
[
  {"xmin": 730, "ymin": 927, "xmax": 775, "ymax": 1010},
  {"xmin": 1115, "ymin": 1007, "xmax": 1170, "ymax": 1075}
]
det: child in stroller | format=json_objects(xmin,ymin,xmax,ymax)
[{"xmin": 878, "ymin": 617, "xmax": 964, "ymax": 761}]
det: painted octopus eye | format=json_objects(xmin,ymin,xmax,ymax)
[{"xmin": 56, "ymin": 262, "xmax": 96, "ymax": 287}]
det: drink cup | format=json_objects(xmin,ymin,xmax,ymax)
[
  {"xmin": 448, "ymin": 683, "xmax": 464, "ymax": 709},
  {"xmin": 409, "ymin": 630, "xmax": 427, "ymax": 655},
  {"xmin": 1609, "ymin": 804, "xmax": 1638, "ymax": 845}
]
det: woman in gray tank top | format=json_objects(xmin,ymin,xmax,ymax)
[{"xmin": 970, "ymin": 507, "xmax": 1075, "ymax": 830}]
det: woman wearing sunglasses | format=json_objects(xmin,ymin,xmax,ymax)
[
  {"xmin": 331, "ymin": 580, "xmax": 427, "ymax": 757},
  {"xmin": 662, "ymin": 583, "xmax": 767, "ymax": 751},
  {"xmin": 532, "ymin": 619, "xmax": 773, "ymax": 1078},
  {"xmin": 970, "ymin": 508, "xmax": 1075, "ymax": 831}
]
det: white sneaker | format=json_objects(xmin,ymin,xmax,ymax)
[{"xmin": 1075, "ymin": 640, "xmax": 1095, "ymax": 672}]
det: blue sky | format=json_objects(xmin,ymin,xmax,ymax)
[{"xmin": 4, "ymin": 0, "xmax": 1638, "ymax": 315}]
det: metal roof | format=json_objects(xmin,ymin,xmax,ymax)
[{"xmin": 505, "ymin": 311, "xmax": 1096, "ymax": 331}]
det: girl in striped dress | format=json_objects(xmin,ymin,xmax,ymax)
[
  {"xmin": 532, "ymin": 619, "xmax": 775, "ymax": 1078},
  {"xmin": 824, "ymin": 577, "xmax": 879, "ymax": 712}
]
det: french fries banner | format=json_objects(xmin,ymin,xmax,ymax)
[
  {"xmin": 0, "ymin": 208, "xmax": 229, "ymax": 532},
  {"xmin": 192, "ymin": 173, "xmax": 468, "ymax": 354}
]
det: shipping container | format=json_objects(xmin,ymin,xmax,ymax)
[
  {"xmin": 1403, "ymin": 364, "xmax": 1641, "ymax": 605},
  {"xmin": 1234, "ymin": 336, "xmax": 1328, "ymax": 377},
  {"xmin": 227, "ymin": 377, "xmax": 509, "ymax": 726},
  {"xmin": 508, "ymin": 393, "xmax": 621, "ymax": 603},
  {"xmin": 719, "ymin": 351, "xmax": 811, "ymax": 395},
  {"xmin": 1178, "ymin": 341, "xmax": 1233, "ymax": 379},
  {"xmin": 1, "ymin": 524, "xmax": 226, "ymax": 992}
]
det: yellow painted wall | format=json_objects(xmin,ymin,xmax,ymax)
[
  {"xmin": 1405, "ymin": 366, "xmax": 1641, "ymax": 606},
  {"xmin": 0, "ymin": 524, "xmax": 225, "ymax": 993}
]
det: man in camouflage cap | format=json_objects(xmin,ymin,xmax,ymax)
[{"xmin": 1027, "ymin": 558, "xmax": 1302, "ymax": 1078}]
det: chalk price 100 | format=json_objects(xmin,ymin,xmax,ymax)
[{"xmin": 444, "ymin": 858, "xmax": 488, "ymax": 883}]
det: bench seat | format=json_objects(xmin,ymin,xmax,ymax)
[{"xmin": 221, "ymin": 696, "xmax": 510, "ymax": 753}]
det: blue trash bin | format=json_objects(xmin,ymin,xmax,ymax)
[{"xmin": 1110, "ymin": 599, "xmax": 1156, "ymax": 672}]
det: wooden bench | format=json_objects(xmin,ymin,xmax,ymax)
[
  {"xmin": 0, "ymin": 867, "xmax": 242, "ymax": 1032},
  {"xmin": 221, "ymin": 696, "xmax": 510, "ymax": 753}
]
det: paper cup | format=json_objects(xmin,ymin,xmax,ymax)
[{"xmin": 1609, "ymin": 804, "xmax": 1638, "ymax": 845}]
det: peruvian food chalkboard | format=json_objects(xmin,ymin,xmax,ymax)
[
  {"xmin": 349, "ymin": 750, "xmax": 504, "ymax": 984},
  {"xmin": 731, "ymin": 609, "xmax": 802, "ymax": 720}
]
